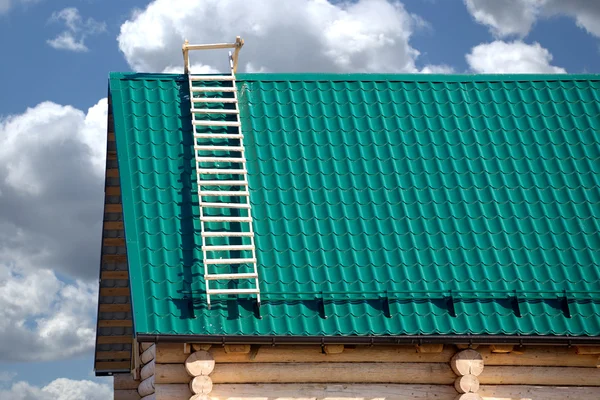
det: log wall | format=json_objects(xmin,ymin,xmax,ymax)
[{"xmin": 117, "ymin": 343, "xmax": 600, "ymax": 400}]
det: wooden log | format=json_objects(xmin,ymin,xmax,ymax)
[
  {"xmin": 155, "ymin": 364, "xmax": 190, "ymax": 384},
  {"xmin": 455, "ymin": 394, "xmax": 482, "ymax": 400},
  {"xmin": 140, "ymin": 396, "xmax": 155, "ymax": 400},
  {"xmin": 210, "ymin": 362, "xmax": 455, "ymax": 384},
  {"xmin": 138, "ymin": 376, "xmax": 155, "ymax": 397},
  {"xmin": 208, "ymin": 383, "xmax": 457, "ymax": 399},
  {"xmin": 224, "ymin": 344, "xmax": 250, "ymax": 354},
  {"xmin": 479, "ymin": 384, "xmax": 600, "ymax": 400},
  {"xmin": 154, "ymin": 384, "xmax": 191, "ymax": 399},
  {"xmin": 140, "ymin": 343, "xmax": 154, "ymax": 352},
  {"xmin": 114, "ymin": 373, "xmax": 139, "ymax": 390},
  {"xmin": 479, "ymin": 365, "xmax": 600, "ymax": 386},
  {"xmin": 451, "ymin": 350, "xmax": 484, "ymax": 376},
  {"xmin": 210, "ymin": 345, "xmax": 454, "ymax": 364},
  {"xmin": 190, "ymin": 395, "xmax": 209, "ymax": 400},
  {"xmin": 190, "ymin": 376, "xmax": 213, "ymax": 395},
  {"xmin": 417, "ymin": 344, "xmax": 444, "ymax": 353},
  {"xmin": 141, "ymin": 344, "xmax": 156, "ymax": 365},
  {"xmin": 186, "ymin": 351, "xmax": 215, "ymax": 376},
  {"xmin": 489, "ymin": 345, "xmax": 513, "ymax": 354},
  {"xmin": 454, "ymin": 374, "xmax": 479, "ymax": 394},
  {"xmin": 141, "ymin": 360, "xmax": 154, "ymax": 380},
  {"xmin": 576, "ymin": 346, "xmax": 600, "ymax": 355},
  {"xmin": 323, "ymin": 344, "xmax": 344, "ymax": 355},
  {"xmin": 114, "ymin": 389, "xmax": 140, "ymax": 400},
  {"xmin": 156, "ymin": 343, "xmax": 188, "ymax": 363},
  {"xmin": 480, "ymin": 345, "xmax": 599, "ymax": 368}
]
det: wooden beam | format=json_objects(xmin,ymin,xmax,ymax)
[
  {"xmin": 100, "ymin": 287, "xmax": 130, "ymax": 296},
  {"xmin": 101, "ymin": 270, "xmax": 129, "ymax": 280},
  {"xmin": 99, "ymin": 303, "xmax": 131, "ymax": 312},
  {"xmin": 106, "ymin": 186, "xmax": 121, "ymax": 195},
  {"xmin": 210, "ymin": 362, "xmax": 455, "ymax": 384},
  {"xmin": 479, "ymin": 384, "xmax": 600, "ymax": 400},
  {"xmin": 114, "ymin": 373, "xmax": 139, "ymax": 390},
  {"xmin": 416, "ymin": 344, "xmax": 444, "ymax": 353},
  {"xmin": 96, "ymin": 351, "xmax": 131, "ymax": 360},
  {"xmin": 114, "ymin": 389, "xmax": 140, "ymax": 400},
  {"xmin": 107, "ymin": 168, "xmax": 120, "ymax": 178},
  {"xmin": 576, "ymin": 346, "xmax": 600, "ymax": 355},
  {"xmin": 104, "ymin": 221, "xmax": 125, "ymax": 230},
  {"xmin": 107, "ymin": 151, "xmax": 117, "ymax": 160},
  {"xmin": 104, "ymin": 237, "xmax": 126, "ymax": 247},
  {"xmin": 96, "ymin": 361, "xmax": 131, "ymax": 371},
  {"xmin": 209, "ymin": 384, "xmax": 457, "ymax": 400},
  {"xmin": 155, "ymin": 364, "xmax": 189, "ymax": 384},
  {"xmin": 479, "ymin": 346, "xmax": 600, "ymax": 368},
  {"xmin": 102, "ymin": 255, "xmax": 128, "ymax": 264},
  {"xmin": 105, "ymin": 204, "xmax": 123, "ymax": 213},
  {"xmin": 108, "ymin": 132, "xmax": 116, "ymax": 142},
  {"xmin": 98, "ymin": 319, "xmax": 133, "ymax": 328},
  {"xmin": 480, "ymin": 365, "xmax": 600, "ymax": 386},
  {"xmin": 97, "ymin": 335, "xmax": 132, "ymax": 344}
]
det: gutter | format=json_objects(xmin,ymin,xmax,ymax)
[{"xmin": 136, "ymin": 334, "xmax": 600, "ymax": 346}]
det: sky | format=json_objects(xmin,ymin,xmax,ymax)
[{"xmin": 0, "ymin": 0, "xmax": 599, "ymax": 398}]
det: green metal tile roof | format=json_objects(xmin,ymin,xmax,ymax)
[{"xmin": 109, "ymin": 72, "xmax": 600, "ymax": 338}]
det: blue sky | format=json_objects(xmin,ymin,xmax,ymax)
[{"xmin": 0, "ymin": 0, "xmax": 599, "ymax": 398}]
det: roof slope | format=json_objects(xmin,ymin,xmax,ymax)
[{"xmin": 109, "ymin": 72, "xmax": 600, "ymax": 338}]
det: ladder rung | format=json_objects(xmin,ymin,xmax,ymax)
[
  {"xmin": 197, "ymin": 168, "xmax": 246, "ymax": 175},
  {"xmin": 204, "ymin": 244, "xmax": 254, "ymax": 251},
  {"xmin": 198, "ymin": 180, "xmax": 247, "ymax": 186},
  {"xmin": 191, "ymin": 87, "xmax": 236, "ymax": 92},
  {"xmin": 194, "ymin": 133, "xmax": 243, "ymax": 139},
  {"xmin": 194, "ymin": 145, "xmax": 243, "ymax": 151},
  {"xmin": 202, "ymin": 231, "xmax": 253, "ymax": 237},
  {"xmin": 201, "ymin": 216, "xmax": 252, "ymax": 222},
  {"xmin": 200, "ymin": 190, "xmax": 249, "ymax": 196},
  {"xmin": 205, "ymin": 257, "xmax": 256, "ymax": 265},
  {"xmin": 192, "ymin": 108, "xmax": 239, "ymax": 114},
  {"xmin": 190, "ymin": 75, "xmax": 235, "ymax": 81},
  {"xmin": 197, "ymin": 157, "xmax": 245, "ymax": 163},
  {"xmin": 193, "ymin": 120, "xmax": 240, "ymax": 127},
  {"xmin": 205, "ymin": 273, "xmax": 258, "ymax": 280},
  {"xmin": 201, "ymin": 202, "xmax": 250, "ymax": 209},
  {"xmin": 207, "ymin": 288, "xmax": 260, "ymax": 295},
  {"xmin": 192, "ymin": 97, "xmax": 237, "ymax": 103}
]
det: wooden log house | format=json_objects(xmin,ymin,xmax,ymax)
[{"xmin": 94, "ymin": 40, "xmax": 600, "ymax": 400}]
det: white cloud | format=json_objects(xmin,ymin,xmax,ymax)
[
  {"xmin": 0, "ymin": 0, "xmax": 39, "ymax": 15},
  {"xmin": 420, "ymin": 64, "xmax": 455, "ymax": 74},
  {"xmin": 0, "ymin": 99, "xmax": 107, "ymax": 279},
  {"xmin": 0, "ymin": 266, "xmax": 98, "ymax": 361},
  {"xmin": 464, "ymin": 0, "xmax": 600, "ymax": 38},
  {"xmin": 47, "ymin": 7, "xmax": 106, "ymax": 52},
  {"xmin": 466, "ymin": 40, "xmax": 566, "ymax": 73},
  {"xmin": 0, "ymin": 378, "xmax": 111, "ymax": 400},
  {"xmin": 118, "ymin": 0, "xmax": 432, "ymax": 74}
]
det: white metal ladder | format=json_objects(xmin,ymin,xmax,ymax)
[{"xmin": 183, "ymin": 37, "xmax": 260, "ymax": 308}]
